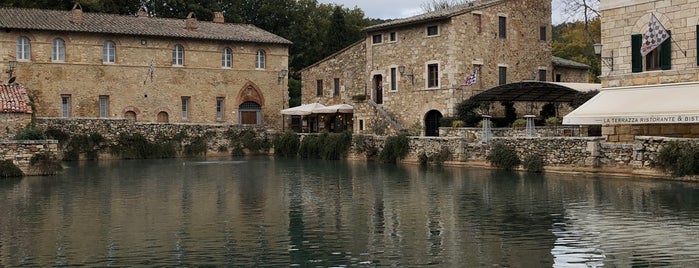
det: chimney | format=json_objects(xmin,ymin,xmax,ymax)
[
  {"xmin": 185, "ymin": 12, "xmax": 198, "ymax": 31},
  {"xmin": 137, "ymin": 6, "xmax": 148, "ymax": 17},
  {"xmin": 70, "ymin": 3, "xmax": 83, "ymax": 24},
  {"xmin": 213, "ymin": 12, "xmax": 224, "ymax": 24}
]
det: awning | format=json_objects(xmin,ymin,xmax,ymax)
[
  {"xmin": 281, "ymin": 103, "xmax": 326, "ymax": 116},
  {"xmin": 563, "ymin": 82, "xmax": 699, "ymax": 125},
  {"xmin": 470, "ymin": 81, "xmax": 600, "ymax": 102},
  {"xmin": 313, "ymin": 104, "xmax": 354, "ymax": 114}
]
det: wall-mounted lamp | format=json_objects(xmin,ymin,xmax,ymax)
[
  {"xmin": 6, "ymin": 60, "xmax": 17, "ymax": 77},
  {"xmin": 278, "ymin": 68, "xmax": 288, "ymax": 85},
  {"xmin": 593, "ymin": 43, "xmax": 613, "ymax": 71},
  {"xmin": 398, "ymin": 65, "xmax": 414, "ymax": 85}
]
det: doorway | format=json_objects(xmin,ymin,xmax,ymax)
[
  {"xmin": 373, "ymin": 75, "xmax": 383, "ymax": 104},
  {"xmin": 425, "ymin": 110, "xmax": 443, "ymax": 137}
]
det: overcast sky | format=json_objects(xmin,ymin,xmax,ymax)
[{"xmin": 317, "ymin": 0, "xmax": 568, "ymax": 24}]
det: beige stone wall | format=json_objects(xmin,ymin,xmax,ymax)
[
  {"xmin": 553, "ymin": 67, "xmax": 590, "ymax": 82},
  {"xmin": 0, "ymin": 113, "xmax": 31, "ymax": 140},
  {"xmin": 599, "ymin": 0, "xmax": 699, "ymax": 87},
  {"xmin": 0, "ymin": 140, "xmax": 59, "ymax": 175},
  {"xmin": 603, "ymin": 123, "xmax": 699, "ymax": 142},
  {"xmin": 0, "ymin": 30, "xmax": 289, "ymax": 128}
]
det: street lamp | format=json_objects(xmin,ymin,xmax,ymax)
[
  {"xmin": 278, "ymin": 68, "xmax": 288, "ymax": 85},
  {"xmin": 398, "ymin": 65, "xmax": 414, "ymax": 85},
  {"xmin": 6, "ymin": 60, "xmax": 17, "ymax": 77},
  {"xmin": 593, "ymin": 43, "xmax": 613, "ymax": 71}
]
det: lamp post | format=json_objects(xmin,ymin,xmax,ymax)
[
  {"xmin": 6, "ymin": 60, "xmax": 17, "ymax": 77},
  {"xmin": 398, "ymin": 65, "xmax": 414, "ymax": 85},
  {"xmin": 593, "ymin": 43, "xmax": 614, "ymax": 71},
  {"xmin": 279, "ymin": 68, "xmax": 288, "ymax": 131}
]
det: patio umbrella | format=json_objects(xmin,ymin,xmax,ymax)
[
  {"xmin": 281, "ymin": 103, "xmax": 326, "ymax": 116},
  {"xmin": 312, "ymin": 104, "xmax": 354, "ymax": 114}
]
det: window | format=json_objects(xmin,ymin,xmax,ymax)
[
  {"xmin": 61, "ymin": 95, "xmax": 71, "ymax": 118},
  {"xmin": 181, "ymin": 96, "xmax": 190, "ymax": 120},
  {"xmin": 389, "ymin": 32, "xmax": 397, "ymax": 42},
  {"xmin": 427, "ymin": 25, "xmax": 439, "ymax": 36},
  {"xmin": 359, "ymin": 119, "xmax": 364, "ymax": 131},
  {"xmin": 239, "ymin": 101, "xmax": 261, "ymax": 125},
  {"xmin": 216, "ymin": 97, "xmax": 225, "ymax": 120},
  {"xmin": 222, "ymin": 47, "xmax": 232, "ymax": 68},
  {"xmin": 474, "ymin": 13, "xmax": 482, "ymax": 34},
  {"xmin": 256, "ymin": 50, "xmax": 266, "ymax": 69},
  {"xmin": 52, "ymin": 38, "xmax": 65, "ymax": 62},
  {"xmin": 99, "ymin": 95, "xmax": 109, "ymax": 118},
  {"xmin": 538, "ymin": 69, "xmax": 547, "ymax": 81},
  {"xmin": 427, "ymin": 63, "xmax": 439, "ymax": 88},
  {"xmin": 316, "ymin": 79, "xmax": 323, "ymax": 96},
  {"xmin": 172, "ymin": 44, "xmax": 184, "ymax": 66},
  {"xmin": 333, "ymin": 78, "xmax": 340, "ymax": 96},
  {"xmin": 372, "ymin": 34, "xmax": 382, "ymax": 44},
  {"xmin": 499, "ymin": 66, "xmax": 507, "ymax": 85},
  {"xmin": 632, "ymin": 32, "xmax": 671, "ymax": 72},
  {"xmin": 540, "ymin": 26, "xmax": 547, "ymax": 41},
  {"xmin": 16, "ymin": 37, "xmax": 30, "ymax": 60},
  {"xmin": 499, "ymin": 16, "xmax": 507, "ymax": 39},
  {"xmin": 103, "ymin": 41, "xmax": 116, "ymax": 63},
  {"xmin": 390, "ymin": 67, "xmax": 397, "ymax": 91},
  {"xmin": 555, "ymin": 74, "xmax": 562, "ymax": 82}
]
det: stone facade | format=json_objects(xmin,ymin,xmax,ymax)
[
  {"xmin": 592, "ymin": 0, "xmax": 699, "ymax": 141},
  {"xmin": 302, "ymin": 0, "xmax": 553, "ymax": 136},
  {"xmin": 0, "ymin": 7, "xmax": 290, "ymax": 130},
  {"xmin": 0, "ymin": 140, "xmax": 59, "ymax": 175},
  {"xmin": 0, "ymin": 113, "xmax": 30, "ymax": 140},
  {"xmin": 552, "ymin": 56, "xmax": 591, "ymax": 82}
]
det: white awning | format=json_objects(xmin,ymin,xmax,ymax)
[
  {"xmin": 563, "ymin": 82, "xmax": 699, "ymax": 125},
  {"xmin": 312, "ymin": 104, "xmax": 354, "ymax": 114},
  {"xmin": 550, "ymin": 82, "xmax": 601, "ymax": 92},
  {"xmin": 281, "ymin": 103, "xmax": 326, "ymax": 116}
]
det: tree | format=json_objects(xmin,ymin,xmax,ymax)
[
  {"xmin": 421, "ymin": 0, "xmax": 466, "ymax": 12},
  {"xmin": 552, "ymin": 18, "xmax": 601, "ymax": 82},
  {"xmin": 560, "ymin": 0, "xmax": 600, "ymax": 25}
]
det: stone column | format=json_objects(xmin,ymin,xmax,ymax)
[{"xmin": 525, "ymin": 115, "xmax": 536, "ymax": 137}]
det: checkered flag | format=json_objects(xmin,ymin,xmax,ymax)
[
  {"xmin": 640, "ymin": 13, "xmax": 670, "ymax": 56},
  {"xmin": 463, "ymin": 68, "xmax": 478, "ymax": 86}
]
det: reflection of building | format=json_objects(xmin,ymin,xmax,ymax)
[
  {"xmin": 302, "ymin": 0, "xmax": 554, "ymax": 136},
  {"xmin": 0, "ymin": 84, "xmax": 32, "ymax": 139},
  {"xmin": 0, "ymin": 6, "xmax": 290, "ymax": 127},
  {"xmin": 564, "ymin": 0, "xmax": 699, "ymax": 142}
]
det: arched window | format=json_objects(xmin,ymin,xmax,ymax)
[
  {"xmin": 103, "ymin": 41, "xmax": 116, "ymax": 63},
  {"xmin": 16, "ymin": 37, "xmax": 31, "ymax": 60},
  {"xmin": 172, "ymin": 44, "xmax": 184, "ymax": 66},
  {"xmin": 52, "ymin": 38, "xmax": 65, "ymax": 62},
  {"xmin": 255, "ymin": 49, "xmax": 266, "ymax": 69},
  {"xmin": 222, "ymin": 47, "xmax": 232, "ymax": 68}
]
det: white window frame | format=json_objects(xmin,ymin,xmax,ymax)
[
  {"xmin": 61, "ymin": 95, "xmax": 71, "ymax": 118},
  {"xmin": 388, "ymin": 32, "xmax": 397, "ymax": 42},
  {"xmin": 99, "ymin": 95, "xmax": 109, "ymax": 118},
  {"xmin": 222, "ymin": 47, "xmax": 232, "ymax": 68},
  {"xmin": 216, "ymin": 97, "xmax": 225, "ymax": 121},
  {"xmin": 52, "ymin": 38, "xmax": 65, "ymax": 62},
  {"xmin": 426, "ymin": 25, "xmax": 440, "ymax": 37},
  {"xmin": 389, "ymin": 67, "xmax": 397, "ymax": 92},
  {"xmin": 172, "ymin": 44, "xmax": 184, "ymax": 66},
  {"xmin": 16, "ymin": 37, "xmax": 31, "ymax": 61},
  {"xmin": 426, "ymin": 61, "xmax": 440, "ymax": 89},
  {"xmin": 255, "ymin": 50, "xmax": 266, "ymax": 69},
  {"xmin": 182, "ymin": 96, "xmax": 190, "ymax": 121},
  {"xmin": 103, "ymin": 41, "xmax": 116, "ymax": 64},
  {"xmin": 372, "ymin": 34, "xmax": 383, "ymax": 44}
]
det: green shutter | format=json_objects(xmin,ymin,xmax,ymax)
[
  {"xmin": 660, "ymin": 31, "xmax": 672, "ymax": 70},
  {"xmin": 631, "ymin": 34, "xmax": 643, "ymax": 73}
]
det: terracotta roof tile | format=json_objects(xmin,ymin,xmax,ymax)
[
  {"xmin": 0, "ymin": 8, "xmax": 292, "ymax": 45},
  {"xmin": 0, "ymin": 84, "xmax": 32, "ymax": 114}
]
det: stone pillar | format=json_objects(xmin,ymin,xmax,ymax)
[
  {"xmin": 481, "ymin": 115, "xmax": 492, "ymax": 144},
  {"xmin": 525, "ymin": 115, "xmax": 536, "ymax": 137}
]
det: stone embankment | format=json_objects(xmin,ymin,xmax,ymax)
[{"xmin": 0, "ymin": 140, "xmax": 59, "ymax": 175}]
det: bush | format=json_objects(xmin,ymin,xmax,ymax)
[
  {"xmin": 440, "ymin": 117, "xmax": 455, "ymax": 128},
  {"xmin": 45, "ymin": 128, "xmax": 70, "ymax": 143},
  {"xmin": 351, "ymin": 94, "xmax": 366, "ymax": 101},
  {"xmin": 653, "ymin": 141, "xmax": 699, "ymax": 177},
  {"xmin": 297, "ymin": 132, "xmax": 351, "ymax": 160},
  {"xmin": 273, "ymin": 131, "xmax": 300, "ymax": 157},
  {"xmin": 545, "ymin": 117, "xmax": 560, "ymax": 126},
  {"xmin": 512, "ymin": 118, "xmax": 527, "ymax": 128},
  {"xmin": 418, "ymin": 152, "xmax": 428, "ymax": 166},
  {"xmin": 486, "ymin": 142, "xmax": 521, "ymax": 170},
  {"xmin": 456, "ymin": 99, "xmax": 491, "ymax": 127},
  {"xmin": 379, "ymin": 134, "xmax": 409, "ymax": 163},
  {"xmin": 353, "ymin": 135, "xmax": 378, "ymax": 158},
  {"xmin": 110, "ymin": 133, "xmax": 176, "ymax": 159},
  {"xmin": 30, "ymin": 153, "xmax": 62, "ymax": 175},
  {"xmin": 432, "ymin": 147, "xmax": 452, "ymax": 165},
  {"xmin": 63, "ymin": 133, "xmax": 105, "ymax": 161},
  {"xmin": 523, "ymin": 154, "xmax": 544, "ymax": 173},
  {"xmin": 451, "ymin": 120, "xmax": 465, "ymax": 128},
  {"xmin": 227, "ymin": 129, "xmax": 270, "ymax": 154},
  {"xmin": 14, "ymin": 127, "xmax": 47, "ymax": 140},
  {"xmin": 184, "ymin": 136, "xmax": 208, "ymax": 156},
  {"xmin": 0, "ymin": 160, "xmax": 24, "ymax": 178},
  {"xmin": 371, "ymin": 119, "xmax": 388, "ymax": 135},
  {"xmin": 299, "ymin": 135, "xmax": 321, "ymax": 158}
]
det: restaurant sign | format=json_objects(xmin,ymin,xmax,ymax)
[{"xmin": 603, "ymin": 115, "xmax": 699, "ymax": 124}]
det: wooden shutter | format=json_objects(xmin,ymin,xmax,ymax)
[
  {"xmin": 631, "ymin": 34, "xmax": 643, "ymax": 73},
  {"xmin": 660, "ymin": 31, "xmax": 672, "ymax": 70}
]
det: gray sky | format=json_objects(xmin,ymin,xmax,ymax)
[{"xmin": 317, "ymin": 0, "xmax": 568, "ymax": 24}]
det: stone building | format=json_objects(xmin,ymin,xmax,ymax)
[
  {"xmin": 552, "ymin": 56, "xmax": 591, "ymax": 82},
  {"xmin": 301, "ymin": 0, "xmax": 557, "ymax": 136},
  {"xmin": 0, "ymin": 6, "xmax": 290, "ymax": 128},
  {"xmin": 564, "ymin": 0, "xmax": 699, "ymax": 142},
  {"xmin": 0, "ymin": 84, "xmax": 32, "ymax": 140}
]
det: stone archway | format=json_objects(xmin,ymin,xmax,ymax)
[
  {"xmin": 425, "ymin": 110, "xmax": 443, "ymax": 137},
  {"xmin": 236, "ymin": 81, "xmax": 265, "ymax": 107},
  {"xmin": 157, "ymin": 111, "xmax": 169, "ymax": 123},
  {"xmin": 124, "ymin": 111, "xmax": 137, "ymax": 121}
]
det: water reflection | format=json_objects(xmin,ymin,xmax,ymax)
[{"xmin": 0, "ymin": 158, "xmax": 697, "ymax": 267}]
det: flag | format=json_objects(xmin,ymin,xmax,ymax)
[
  {"xmin": 640, "ymin": 13, "xmax": 670, "ymax": 56},
  {"xmin": 148, "ymin": 60, "xmax": 154, "ymax": 82},
  {"xmin": 464, "ymin": 68, "xmax": 478, "ymax": 86}
]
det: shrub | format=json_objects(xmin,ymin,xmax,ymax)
[
  {"xmin": 184, "ymin": 136, "xmax": 208, "ymax": 156},
  {"xmin": 30, "ymin": 153, "xmax": 62, "ymax": 175},
  {"xmin": 0, "ymin": 160, "xmax": 24, "ymax": 178},
  {"xmin": 432, "ymin": 147, "xmax": 452, "ymax": 165},
  {"xmin": 353, "ymin": 135, "xmax": 378, "ymax": 158},
  {"xmin": 371, "ymin": 119, "xmax": 388, "ymax": 135},
  {"xmin": 14, "ymin": 127, "xmax": 47, "ymax": 140},
  {"xmin": 320, "ymin": 131, "xmax": 352, "ymax": 160},
  {"xmin": 523, "ymin": 154, "xmax": 544, "ymax": 173},
  {"xmin": 227, "ymin": 129, "xmax": 270, "ymax": 154},
  {"xmin": 63, "ymin": 133, "xmax": 105, "ymax": 161},
  {"xmin": 351, "ymin": 94, "xmax": 366, "ymax": 101},
  {"xmin": 45, "ymin": 128, "xmax": 70, "ymax": 143},
  {"xmin": 545, "ymin": 117, "xmax": 560, "ymax": 126},
  {"xmin": 379, "ymin": 134, "xmax": 409, "ymax": 163},
  {"xmin": 653, "ymin": 141, "xmax": 699, "ymax": 177},
  {"xmin": 217, "ymin": 145, "xmax": 228, "ymax": 153},
  {"xmin": 110, "ymin": 133, "xmax": 176, "ymax": 159},
  {"xmin": 451, "ymin": 120, "xmax": 465, "ymax": 128},
  {"xmin": 440, "ymin": 117, "xmax": 455, "ymax": 128},
  {"xmin": 418, "ymin": 152, "xmax": 428, "ymax": 166},
  {"xmin": 487, "ymin": 142, "xmax": 521, "ymax": 170},
  {"xmin": 299, "ymin": 135, "xmax": 321, "ymax": 158},
  {"xmin": 512, "ymin": 118, "xmax": 527, "ymax": 129},
  {"xmin": 273, "ymin": 131, "xmax": 300, "ymax": 157},
  {"xmin": 456, "ymin": 99, "xmax": 491, "ymax": 127}
]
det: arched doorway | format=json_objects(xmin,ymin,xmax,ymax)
[
  {"xmin": 157, "ymin": 111, "xmax": 169, "ymax": 123},
  {"xmin": 373, "ymin": 75, "xmax": 383, "ymax": 104},
  {"xmin": 124, "ymin": 111, "xmax": 137, "ymax": 121},
  {"xmin": 425, "ymin": 110, "xmax": 443, "ymax": 137},
  {"xmin": 239, "ymin": 101, "xmax": 261, "ymax": 125}
]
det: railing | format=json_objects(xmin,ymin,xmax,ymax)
[{"xmin": 367, "ymin": 99, "xmax": 405, "ymax": 132}]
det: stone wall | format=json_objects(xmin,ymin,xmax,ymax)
[
  {"xmin": 0, "ymin": 140, "xmax": 59, "ymax": 175},
  {"xmin": 553, "ymin": 66, "xmax": 590, "ymax": 82},
  {"xmin": 0, "ymin": 113, "xmax": 31, "ymax": 140},
  {"xmin": 440, "ymin": 126, "xmax": 590, "ymax": 140},
  {"xmin": 603, "ymin": 123, "xmax": 699, "ymax": 142}
]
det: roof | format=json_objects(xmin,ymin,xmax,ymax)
[
  {"xmin": 563, "ymin": 82, "xmax": 699, "ymax": 125},
  {"xmin": 0, "ymin": 84, "xmax": 32, "ymax": 114},
  {"xmin": 0, "ymin": 7, "xmax": 291, "ymax": 45},
  {"xmin": 364, "ymin": 0, "xmax": 502, "ymax": 32},
  {"xmin": 552, "ymin": 56, "xmax": 591, "ymax": 70},
  {"xmin": 470, "ymin": 81, "xmax": 598, "ymax": 103}
]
